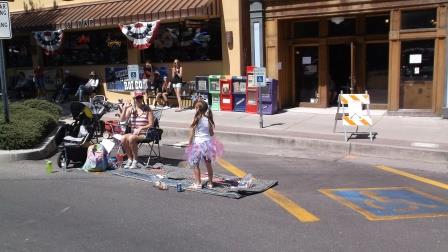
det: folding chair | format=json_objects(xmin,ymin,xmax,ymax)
[{"xmin": 138, "ymin": 108, "xmax": 164, "ymax": 166}]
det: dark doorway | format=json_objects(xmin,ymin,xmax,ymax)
[
  {"xmin": 328, "ymin": 44, "xmax": 350, "ymax": 105},
  {"xmin": 294, "ymin": 46, "xmax": 319, "ymax": 104}
]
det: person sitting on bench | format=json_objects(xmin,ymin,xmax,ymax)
[{"xmin": 75, "ymin": 71, "xmax": 99, "ymax": 101}]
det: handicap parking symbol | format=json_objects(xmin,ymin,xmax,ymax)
[
  {"xmin": 257, "ymin": 76, "xmax": 264, "ymax": 82},
  {"xmin": 320, "ymin": 187, "xmax": 448, "ymax": 221}
]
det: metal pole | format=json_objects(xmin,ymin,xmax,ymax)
[
  {"xmin": 0, "ymin": 39, "xmax": 10, "ymax": 123},
  {"xmin": 259, "ymin": 86, "xmax": 263, "ymax": 128}
]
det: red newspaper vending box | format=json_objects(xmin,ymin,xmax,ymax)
[
  {"xmin": 245, "ymin": 66, "xmax": 258, "ymax": 113},
  {"xmin": 220, "ymin": 78, "xmax": 233, "ymax": 111}
]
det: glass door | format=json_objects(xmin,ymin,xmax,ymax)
[
  {"xmin": 366, "ymin": 43, "xmax": 389, "ymax": 104},
  {"xmin": 294, "ymin": 46, "xmax": 319, "ymax": 104},
  {"xmin": 400, "ymin": 40, "xmax": 434, "ymax": 109}
]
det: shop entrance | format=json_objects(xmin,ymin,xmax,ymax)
[
  {"xmin": 328, "ymin": 44, "xmax": 351, "ymax": 106},
  {"xmin": 294, "ymin": 46, "xmax": 319, "ymax": 104}
]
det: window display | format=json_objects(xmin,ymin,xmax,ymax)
[
  {"xmin": 44, "ymin": 29, "xmax": 128, "ymax": 66},
  {"xmin": 4, "ymin": 36, "xmax": 33, "ymax": 68},
  {"xmin": 141, "ymin": 18, "xmax": 222, "ymax": 63}
]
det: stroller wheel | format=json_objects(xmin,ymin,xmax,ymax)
[{"xmin": 57, "ymin": 152, "xmax": 70, "ymax": 168}]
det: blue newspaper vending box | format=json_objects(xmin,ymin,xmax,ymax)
[
  {"xmin": 258, "ymin": 78, "xmax": 278, "ymax": 115},
  {"xmin": 195, "ymin": 76, "xmax": 210, "ymax": 105},
  {"xmin": 232, "ymin": 76, "xmax": 247, "ymax": 112}
]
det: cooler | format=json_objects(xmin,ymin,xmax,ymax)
[
  {"xmin": 232, "ymin": 76, "xmax": 247, "ymax": 112},
  {"xmin": 220, "ymin": 78, "xmax": 233, "ymax": 111},
  {"xmin": 259, "ymin": 78, "xmax": 278, "ymax": 115},
  {"xmin": 195, "ymin": 76, "xmax": 210, "ymax": 105},
  {"xmin": 209, "ymin": 75, "xmax": 222, "ymax": 111},
  {"xmin": 245, "ymin": 66, "xmax": 258, "ymax": 113}
]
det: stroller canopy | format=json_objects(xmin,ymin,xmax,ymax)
[{"xmin": 70, "ymin": 102, "xmax": 94, "ymax": 121}]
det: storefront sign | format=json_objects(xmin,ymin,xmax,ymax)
[
  {"xmin": 123, "ymin": 79, "xmax": 147, "ymax": 91},
  {"xmin": 63, "ymin": 19, "xmax": 95, "ymax": 30},
  {"xmin": 0, "ymin": 2, "xmax": 11, "ymax": 39}
]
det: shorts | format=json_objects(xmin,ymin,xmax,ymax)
[{"xmin": 173, "ymin": 83, "xmax": 182, "ymax": 89}]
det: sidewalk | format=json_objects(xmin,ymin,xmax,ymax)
[{"xmin": 102, "ymin": 106, "xmax": 448, "ymax": 164}]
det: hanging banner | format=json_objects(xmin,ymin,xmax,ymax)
[
  {"xmin": 33, "ymin": 30, "xmax": 64, "ymax": 55},
  {"xmin": 120, "ymin": 20, "xmax": 160, "ymax": 49}
]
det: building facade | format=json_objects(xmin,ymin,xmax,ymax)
[
  {"xmin": 6, "ymin": 0, "xmax": 247, "ymax": 101},
  {"xmin": 260, "ymin": 0, "xmax": 448, "ymax": 116},
  {"xmin": 5, "ymin": 0, "xmax": 448, "ymax": 116}
]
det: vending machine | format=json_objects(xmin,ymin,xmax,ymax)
[
  {"xmin": 259, "ymin": 78, "xmax": 278, "ymax": 115},
  {"xmin": 245, "ymin": 66, "xmax": 258, "ymax": 113},
  {"xmin": 209, "ymin": 75, "xmax": 223, "ymax": 111},
  {"xmin": 232, "ymin": 76, "xmax": 247, "ymax": 112},
  {"xmin": 195, "ymin": 76, "xmax": 210, "ymax": 105},
  {"xmin": 220, "ymin": 77, "xmax": 233, "ymax": 111}
]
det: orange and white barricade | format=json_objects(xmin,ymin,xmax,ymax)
[{"xmin": 334, "ymin": 91, "xmax": 373, "ymax": 142}]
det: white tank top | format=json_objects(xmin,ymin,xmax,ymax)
[{"xmin": 194, "ymin": 117, "xmax": 211, "ymax": 143}]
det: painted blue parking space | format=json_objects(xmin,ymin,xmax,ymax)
[{"xmin": 320, "ymin": 187, "xmax": 448, "ymax": 221}]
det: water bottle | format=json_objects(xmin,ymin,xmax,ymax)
[
  {"xmin": 61, "ymin": 159, "xmax": 67, "ymax": 172},
  {"xmin": 238, "ymin": 173, "xmax": 253, "ymax": 188},
  {"xmin": 46, "ymin": 160, "xmax": 53, "ymax": 174}
]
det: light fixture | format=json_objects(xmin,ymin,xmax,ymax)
[
  {"xmin": 330, "ymin": 17, "xmax": 345, "ymax": 25},
  {"xmin": 385, "ymin": 18, "xmax": 389, "ymax": 24}
]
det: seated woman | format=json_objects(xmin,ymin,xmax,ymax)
[
  {"xmin": 119, "ymin": 92, "xmax": 154, "ymax": 169},
  {"xmin": 154, "ymin": 75, "xmax": 171, "ymax": 109}
]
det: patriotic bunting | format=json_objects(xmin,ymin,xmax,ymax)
[
  {"xmin": 120, "ymin": 20, "xmax": 160, "ymax": 49},
  {"xmin": 33, "ymin": 30, "xmax": 64, "ymax": 55}
]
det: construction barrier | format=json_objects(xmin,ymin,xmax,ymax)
[{"xmin": 334, "ymin": 91, "xmax": 373, "ymax": 142}]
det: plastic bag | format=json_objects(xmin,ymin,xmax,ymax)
[
  {"xmin": 238, "ymin": 173, "xmax": 253, "ymax": 189},
  {"xmin": 82, "ymin": 144, "xmax": 108, "ymax": 172}
]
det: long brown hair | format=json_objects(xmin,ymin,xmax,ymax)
[{"xmin": 190, "ymin": 100, "xmax": 215, "ymax": 136}]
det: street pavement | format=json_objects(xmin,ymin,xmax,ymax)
[
  {"xmin": 0, "ymin": 144, "xmax": 447, "ymax": 252},
  {"xmin": 95, "ymin": 105, "xmax": 448, "ymax": 166}
]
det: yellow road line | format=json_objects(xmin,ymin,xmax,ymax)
[
  {"xmin": 375, "ymin": 165, "xmax": 448, "ymax": 190},
  {"xmin": 217, "ymin": 159, "xmax": 320, "ymax": 223}
]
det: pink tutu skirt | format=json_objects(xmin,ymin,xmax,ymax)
[{"xmin": 185, "ymin": 137, "xmax": 224, "ymax": 166}]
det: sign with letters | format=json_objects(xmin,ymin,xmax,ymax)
[
  {"xmin": 0, "ymin": 1, "xmax": 11, "ymax": 39},
  {"xmin": 123, "ymin": 79, "xmax": 147, "ymax": 91},
  {"xmin": 127, "ymin": 64, "xmax": 140, "ymax": 81},
  {"xmin": 253, "ymin": 67, "xmax": 266, "ymax": 87}
]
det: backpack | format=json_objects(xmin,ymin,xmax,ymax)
[{"xmin": 82, "ymin": 144, "xmax": 108, "ymax": 172}]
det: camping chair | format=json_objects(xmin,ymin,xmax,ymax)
[{"xmin": 138, "ymin": 108, "xmax": 164, "ymax": 166}]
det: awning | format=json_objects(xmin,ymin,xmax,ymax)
[{"xmin": 11, "ymin": 0, "xmax": 221, "ymax": 31}]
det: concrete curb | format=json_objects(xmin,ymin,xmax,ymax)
[
  {"xmin": 161, "ymin": 126, "xmax": 448, "ymax": 164},
  {"xmin": 0, "ymin": 126, "xmax": 62, "ymax": 162}
]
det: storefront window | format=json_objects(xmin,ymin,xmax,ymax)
[
  {"xmin": 293, "ymin": 21, "xmax": 319, "ymax": 38},
  {"xmin": 328, "ymin": 18, "xmax": 356, "ymax": 37},
  {"xmin": 366, "ymin": 43, "xmax": 389, "ymax": 104},
  {"xmin": 401, "ymin": 9, "xmax": 437, "ymax": 30},
  {"xmin": 141, "ymin": 18, "xmax": 222, "ymax": 63},
  {"xmin": 4, "ymin": 36, "xmax": 33, "ymax": 68},
  {"xmin": 44, "ymin": 28, "xmax": 128, "ymax": 66},
  {"xmin": 366, "ymin": 15, "xmax": 390, "ymax": 35},
  {"xmin": 400, "ymin": 40, "xmax": 434, "ymax": 109}
]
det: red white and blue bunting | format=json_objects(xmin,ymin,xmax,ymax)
[
  {"xmin": 33, "ymin": 30, "xmax": 64, "ymax": 55},
  {"xmin": 119, "ymin": 20, "xmax": 160, "ymax": 49}
]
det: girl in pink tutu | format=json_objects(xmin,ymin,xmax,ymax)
[{"xmin": 185, "ymin": 100, "xmax": 223, "ymax": 189}]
